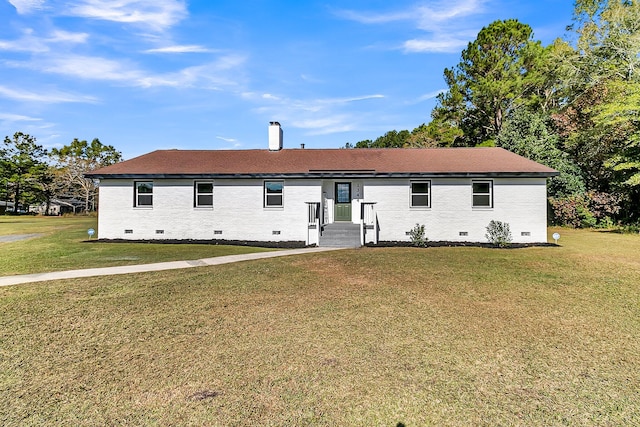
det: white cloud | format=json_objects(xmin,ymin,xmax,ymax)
[
  {"xmin": 417, "ymin": 89, "xmax": 446, "ymax": 101},
  {"xmin": 8, "ymin": 0, "xmax": 45, "ymax": 14},
  {"xmin": 291, "ymin": 116, "xmax": 353, "ymax": 131},
  {"xmin": 0, "ymin": 28, "xmax": 88, "ymax": 53},
  {"xmin": 333, "ymin": 8, "xmax": 413, "ymax": 25},
  {"xmin": 403, "ymin": 38, "xmax": 469, "ymax": 53},
  {"xmin": 300, "ymin": 74, "xmax": 324, "ymax": 84},
  {"xmin": 24, "ymin": 54, "xmax": 145, "ymax": 82},
  {"xmin": 337, "ymin": 0, "xmax": 484, "ymax": 27},
  {"xmin": 415, "ymin": 0, "xmax": 485, "ymax": 29},
  {"xmin": 144, "ymin": 45, "xmax": 213, "ymax": 54},
  {"xmin": 66, "ymin": 0, "xmax": 187, "ymax": 31},
  {"xmin": 253, "ymin": 92, "xmax": 385, "ymax": 135},
  {"xmin": 323, "ymin": 95, "xmax": 385, "ymax": 104},
  {"xmin": 10, "ymin": 0, "xmax": 187, "ymax": 31},
  {"xmin": 48, "ymin": 30, "xmax": 90, "ymax": 44},
  {"xmin": 0, "ymin": 113, "xmax": 42, "ymax": 121},
  {"xmin": 0, "ymin": 85, "xmax": 97, "ymax": 103},
  {"xmin": 336, "ymin": 0, "xmax": 488, "ymax": 53},
  {"xmin": 216, "ymin": 136, "xmax": 237, "ymax": 143},
  {"xmin": 6, "ymin": 51, "xmax": 247, "ymax": 90},
  {"xmin": 137, "ymin": 54, "xmax": 247, "ymax": 89}
]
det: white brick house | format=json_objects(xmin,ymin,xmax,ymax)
[{"xmin": 86, "ymin": 123, "xmax": 558, "ymax": 246}]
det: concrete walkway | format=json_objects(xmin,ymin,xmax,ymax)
[{"xmin": 0, "ymin": 247, "xmax": 344, "ymax": 287}]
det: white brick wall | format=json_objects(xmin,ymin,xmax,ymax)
[
  {"xmin": 97, "ymin": 177, "xmax": 549, "ymax": 244},
  {"xmin": 98, "ymin": 178, "xmax": 321, "ymax": 242},
  {"xmin": 363, "ymin": 177, "xmax": 548, "ymax": 243}
]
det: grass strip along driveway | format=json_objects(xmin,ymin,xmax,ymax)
[{"xmin": 1, "ymin": 223, "xmax": 639, "ymax": 425}]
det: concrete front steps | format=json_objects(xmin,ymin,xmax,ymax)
[{"xmin": 319, "ymin": 222, "xmax": 361, "ymax": 247}]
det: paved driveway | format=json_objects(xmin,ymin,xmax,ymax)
[{"xmin": 0, "ymin": 233, "xmax": 43, "ymax": 243}]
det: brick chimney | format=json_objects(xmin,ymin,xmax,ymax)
[{"xmin": 269, "ymin": 121, "xmax": 283, "ymax": 151}]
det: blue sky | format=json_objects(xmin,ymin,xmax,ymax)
[{"xmin": 1, "ymin": 0, "xmax": 575, "ymax": 159}]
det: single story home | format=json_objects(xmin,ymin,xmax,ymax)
[
  {"xmin": 29, "ymin": 198, "xmax": 84, "ymax": 216},
  {"xmin": 86, "ymin": 122, "xmax": 558, "ymax": 247}
]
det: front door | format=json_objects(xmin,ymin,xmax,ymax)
[{"xmin": 334, "ymin": 182, "xmax": 352, "ymax": 221}]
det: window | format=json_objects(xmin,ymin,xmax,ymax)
[
  {"xmin": 264, "ymin": 181, "xmax": 283, "ymax": 207},
  {"xmin": 135, "ymin": 181, "xmax": 153, "ymax": 207},
  {"xmin": 336, "ymin": 183, "xmax": 351, "ymax": 204},
  {"xmin": 472, "ymin": 180, "xmax": 493, "ymax": 207},
  {"xmin": 194, "ymin": 181, "xmax": 213, "ymax": 207},
  {"xmin": 410, "ymin": 181, "xmax": 431, "ymax": 207}
]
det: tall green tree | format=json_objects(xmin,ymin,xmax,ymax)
[
  {"xmin": 349, "ymin": 130, "xmax": 411, "ymax": 148},
  {"xmin": 434, "ymin": 19, "xmax": 548, "ymax": 146},
  {"xmin": 497, "ymin": 109, "xmax": 585, "ymax": 197},
  {"xmin": 50, "ymin": 138, "xmax": 122, "ymax": 212},
  {"xmin": 404, "ymin": 121, "xmax": 463, "ymax": 148},
  {"xmin": 554, "ymin": 0, "xmax": 640, "ymax": 219},
  {"xmin": 1, "ymin": 132, "xmax": 48, "ymax": 211}
]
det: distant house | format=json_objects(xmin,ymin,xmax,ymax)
[
  {"xmin": 86, "ymin": 122, "xmax": 558, "ymax": 247},
  {"xmin": 0, "ymin": 201, "xmax": 15, "ymax": 214},
  {"xmin": 29, "ymin": 198, "xmax": 84, "ymax": 216}
]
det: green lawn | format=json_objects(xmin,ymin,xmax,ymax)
[
  {"xmin": 1, "ymin": 226, "xmax": 639, "ymax": 425},
  {"xmin": 0, "ymin": 216, "xmax": 276, "ymax": 275}
]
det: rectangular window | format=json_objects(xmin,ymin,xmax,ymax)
[
  {"xmin": 264, "ymin": 181, "xmax": 283, "ymax": 207},
  {"xmin": 134, "ymin": 181, "xmax": 153, "ymax": 207},
  {"xmin": 336, "ymin": 183, "xmax": 351, "ymax": 204},
  {"xmin": 194, "ymin": 181, "xmax": 213, "ymax": 207},
  {"xmin": 472, "ymin": 180, "xmax": 493, "ymax": 207},
  {"xmin": 410, "ymin": 181, "xmax": 431, "ymax": 207}
]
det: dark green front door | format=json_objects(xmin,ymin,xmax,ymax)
[{"xmin": 335, "ymin": 182, "xmax": 352, "ymax": 221}]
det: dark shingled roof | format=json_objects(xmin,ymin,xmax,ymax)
[{"xmin": 86, "ymin": 147, "xmax": 559, "ymax": 179}]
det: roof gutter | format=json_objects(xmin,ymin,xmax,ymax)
[{"xmin": 86, "ymin": 171, "xmax": 560, "ymax": 179}]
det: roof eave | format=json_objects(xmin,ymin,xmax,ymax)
[{"xmin": 86, "ymin": 171, "xmax": 560, "ymax": 179}]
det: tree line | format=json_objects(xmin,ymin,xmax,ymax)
[
  {"xmin": 0, "ymin": 132, "xmax": 121, "ymax": 214},
  {"xmin": 346, "ymin": 0, "xmax": 640, "ymax": 228}
]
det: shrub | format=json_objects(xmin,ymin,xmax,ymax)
[
  {"xmin": 549, "ymin": 191, "xmax": 622, "ymax": 228},
  {"xmin": 485, "ymin": 220, "xmax": 512, "ymax": 247},
  {"xmin": 408, "ymin": 223, "xmax": 428, "ymax": 247}
]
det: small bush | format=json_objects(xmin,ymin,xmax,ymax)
[
  {"xmin": 549, "ymin": 191, "xmax": 622, "ymax": 228},
  {"xmin": 485, "ymin": 220, "xmax": 512, "ymax": 247},
  {"xmin": 408, "ymin": 223, "xmax": 428, "ymax": 247}
]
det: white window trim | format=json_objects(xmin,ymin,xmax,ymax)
[
  {"xmin": 472, "ymin": 180, "xmax": 493, "ymax": 208},
  {"xmin": 194, "ymin": 181, "xmax": 214, "ymax": 209},
  {"xmin": 134, "ymin": 181, "xmax": 153, "ymax": 208},
  {"xmin": 410, "ymin": 180, "xmax": 431, "ymax": 208},
  {"xmin": 264, "ymin": 180, "xmax": 284, "ymax": 208}
]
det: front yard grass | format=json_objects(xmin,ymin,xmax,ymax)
[
  {"xmin": 0, "ymin": 216, "xmax": 276, "ymax": 275},
  {"xmin": 1, "ymin": 227, "xmax": 639, "ymax": 425}
]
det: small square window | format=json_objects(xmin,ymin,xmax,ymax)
[
  {"xmin": 134, "ymin": 181, "xmax": 153, "ymax": 207},
  {"xmin": 410, "ymin": 181, "xmax": 431, "ymax": 207},
  {"xmin": 195, "ymin": 181, "xmax": 213, "ymax": 207},
  {"xmin": 264, "ymin": 181, "xmax": 283, "ymax": 207},
  {"xmin": 472, "ymin": 180, "xmax": 493, "ymax": 208}
]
